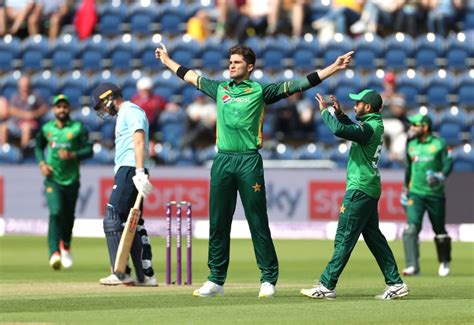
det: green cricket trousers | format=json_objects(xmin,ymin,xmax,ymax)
[
  {"xmin": 44, "ymin": 179, "xmax": 79, "ymax": 257},
  {"xmin": 207, "ymin": 150, "xmax": 279, "ymax": 285},
  {"xmin": 320, "ymin": 189, "xmax": 402, "ymax": 290}
]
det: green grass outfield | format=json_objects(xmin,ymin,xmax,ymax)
[{"xmin": 1, "ymin": 236, "xmax": 473, "ymax": 324}]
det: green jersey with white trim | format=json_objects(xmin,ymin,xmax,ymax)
[
  {"xmin": 321, "ymin": 111, "xmax": 384, "ymax": 199},
  {"xmin": 35, "ymin": 119, "xmax": 93, "ymax": 185},
  {"xmin": 405, "ymin": 135, "xmax": 453, "ymax": 197},
  {"xmin": 197, "ymin": 76, "xmax": 316, "ymax": 151}
]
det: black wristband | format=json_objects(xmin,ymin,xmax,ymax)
[
  {"xmin": 306, "ymin": 71, "xmax": 322, "ymax": 87},
  {"xmin": 177, "ymin": 66, "xmax": 190, "ymax": 80}
]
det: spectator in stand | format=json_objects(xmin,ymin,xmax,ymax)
[
  {"xmin": 274, "ymin": 0, "xmax": 309, "ymax": 37},
  {"xmin": 381, "ymin": 72, "xmax": 409, "ymax": 161},
  {"xmin": 182, "ymin": 93, "xmax": 217, "ymax": 149},
  {"xmin": 350, "ymin": 0, "xmax": 404, "ymax": 34},
  {"xmin": 8, "ymin": 75, "xmax": 48, "ymax": 151},
  {"xmin": 421, "ymin": 0, "xmax": 464, "ymax": 37},
  {"xmin": 393, "ymin": 0, "xmax": 426, "ymax": 37},
  {"xmin": 187, "ymin": 9, "xmax": 211, "ymax": 43},
  {"xmin": 312, "ymin": 0, "xmax": 364, "ymax": 43},
  {"xmin": 215, "ymin": 0, "xmax": 245, "ymax": 40},
  {"xmin": 0, "ymin": 0, "xmax": 35, "ymax": 37},
  {"xmin": 234, "ymin": 0, "xmax": 279, "ymax": 42},
  {"xmin": 0, "ymin": 96, "xmax": 9, "ymax": 145},
  {"xmin": 131, "ymin": 76, "xmax": 167, "ymax": 157},
  {"xmin": 294, "ymin": 92, "xmax": 315, "ymax": 137},
  {"xmin": 28, "ymin": 0, "xmax": 69, "ymax": 42}
]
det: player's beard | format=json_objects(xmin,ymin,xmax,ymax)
[{"xmin": 55, "ymin": 112, "xmax": 70, "ymax": 122}]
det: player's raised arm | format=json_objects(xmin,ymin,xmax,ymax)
[
  {"xmin": 317, "ymin": 51, "xmax": 354, "ymax": 81},
  {"xmin": 155, "ymin": 43, "xmax": 199, "ymax": 87}
]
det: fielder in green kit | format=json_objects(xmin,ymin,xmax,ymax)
[
  {"xmin": 301, "ymin": 90, "xmax": 409, "ymax": 300},
  {"xmin": 401, "ymin": 114, "xmax": 453, "ymax": 277},
  {"xmin": 155, "ymin": 43, "xmax": 353, "ymax": 297},
  {"xmin": 35, "ymin": 94, "xmax": 93, "ymax": 270}
]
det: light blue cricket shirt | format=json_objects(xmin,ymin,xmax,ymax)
[{"xmin": 114, "ymin": 101, "xmax": 150, "ymax": 174}]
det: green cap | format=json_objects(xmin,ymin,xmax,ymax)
[
  {"xmin": 53, "ymin": 94, "xmax": 70, "ymax": 106},
  {"xmin": 348, "ymin": 89, "xmax": 383, "ymax": 111},
  {"xmin": 408, "ymin": 113, "xmax": 432, "ymax": 127}
]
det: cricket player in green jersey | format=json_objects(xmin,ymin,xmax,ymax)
[
  {"xmin": 35, "ymin": 94, "xmax": 93, "ymax": 270},
  {"xmin": 401, "ymin": 113, "xmax": 453, "ymax": 277},
  {"xmin": 155, "ymin": 43, "xmax": 353, "ymax": 297},
  {"xmin": 301, "ymin": 89, "xmax": 409, "ymax": 300}
]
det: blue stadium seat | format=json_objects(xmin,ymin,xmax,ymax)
[
  {"xmin": 1, "ymin": 73, "xmax": 21, "ymax": 99},
  {"xmin": 180, "ymin": 84, "xmax": 201, "ymax": 106},
  {"xmin": 60, "ymin": 72, "xmax": 89, "ymax": 108},
  {"xmin": 274, "ymin": 144, "xmax": 295, "ymax": 160},
  {"xmin": 438, "ymin": 107, "xmax": 470, "ymax": 131},
  {"xmin": 438, "ymin": 123, "xmax": 462, "ymax": 146},
  {"xmin": 303, "ymin": 78, "xmax": 332, "ymax": 102},
  {"xmin": 331, "ymin": 71, "xmax": 364, "ymax": 107},
  {"xmin": 0, "ymin": 35, "xmax": 20, "ymax": 72},
  {"xmin": 414, "ymin": 34, "xmax": 445, "ymax": 71},
  {"xmin": 463, "ymin": 10, "xmax": 474, "ymax": 30},
  {"xmin": 153, "ymin": 72, "xmax": 181, "ymax": 101},
  {"xmin": 353, "ymin": 33, "xmax": 384, "ymax": 70},
  {"xmin": 243, "ymin": 36, "xmax": 263, "ymax": 58},
  {"xmin": 396, "ymin": 71, "xmax": 425, "ymax": 107},
  {"xmin": 154, "ymin": 143, "xmax": 178, "ymax": 165},
  {"xmin": 138, "ymin": 36, "xmax": 169, "ymax": 71},
  {"xmin": 457, "ymin": 71, "xmax": 474, "ymax": 108},
  {"xmin": 88, "ymin": 143, "xmax": 114, "ymax": 165},
  {"xmin": 108, "ymin": 36, "xmax": 139, "ymax": 71},
  {"xmin": 158, "ymin": 4, "xmax": 188, "ymax": 36},
  {"xmin": 50, "ymin": 34, "xmax": 79, "ymax": 71},
  {"xmin": 196, "ymin": 144, "xmax": 217, "ymax": 164},
  {"xmin": 168, "ymin": 37, "xmax": 200, "ymax": 67},
  {"xmin": 446, "ymin": 32, "xmax": 473, "ymax": 71},
  {"xmin": 327, "ymin": 145, "xmax": 349, "ymax": 168},
  {"xmin": 100, "ymin": 120, "xmax": 116, "ymax": 141},
  {"xmin": 259, "ymin": 148, "xmax": 275, "ymax": 160},
  {"xmin": 159, "ymin": 108, "xmax": 187, "ymax": 148},
  {"xmin": 322, "ymin": 34, "xmax": 353, "ymax": 67},
  {"xmin": 127, "ymin": 2, "xmax": 159, "ymax": 35},
  {"xmin": 79, "ymin": 35, "xmax": 108, "ymax": 71},
  {"xmin": 384, "ymin": 34, "xmax": 415, "ymax": 70},
  {"xmin": 175, "ymin": 147, "xmax": 198, "ymax": 166},
  {"xmin": 0, "ymin": 144, "xmax": 22, "ymax": 163},
  {"xmin": 199, "ymin": 37, "xmax": 228, "ymax": 71},
  {"xmin": 20, "ymin": 35, "xmax": 49, "ymax": 71},
  {"xmin": 71, "ymin": 107, "xmax": 103, "ymax": 133},
  {"xmin": 452, "ymin": 145, "xmax": 474, "ymax": 171},
  {"xmin": 425, "ymin": 70, "xmax": 456, "ymax": 108},
  {"xmin": 365, "ymin": 73, "xmax": 384, "ymax": 93},
  {"xmin": 295, "ymin": 143, "xmax": 324, "ymax": 160},
  {"xmin": 97, "ymin": 3, "xmax": 127, "ymax": 37},
  {"xmin": 261, "ymin": 36, "xmax": 292, "ymax": 70},
  {"xmin": 292, "ymin": 38, "xmax": 319, "ymax": 71},
  {"xmin": 315, "ymin": 120, "xmax": 338, "ymax": 145},
  {"xmin": 120, "ymin": 75, "xmax": 140, "ymax": 101},
  {"xmin": 31, "ymin": 71, "xmax": 59, "ymax": 103}
]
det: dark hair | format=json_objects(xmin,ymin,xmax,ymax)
[{"xmin": 228, "ymin": 45, "xmax": 256, "ymax": 66}]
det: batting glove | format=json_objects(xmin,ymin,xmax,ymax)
[
  {"xmin": 132, "ymin": 169, "xmax": 153, "ymax": 198},
  {"xmin": 426, "ymin": 170, "xmax": 445, "ymax": 188}
]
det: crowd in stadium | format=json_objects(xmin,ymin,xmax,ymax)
[{"xmin": 0, "ymin": 0, "xmax": 473, "ymax": 170}]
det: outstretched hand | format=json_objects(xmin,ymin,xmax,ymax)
[
  {"xmin": 334, "ymin": 51, "xmax": 354, "ymax": 70},
  {"xmin": 315, "ymin": 93, "xmax": 327, "ymax": 111},
  {"xmin": 155, "ymin": 43, "xmax": 169, "ymax": 64},
  {"xmin": 329, "ymin": 95, "xmax": 342, "ymax": 115}
]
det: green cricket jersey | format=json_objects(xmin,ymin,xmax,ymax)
[
  {"xmin": 35, "ymin": 120, "xmax": 93, "ymax": 185},
  {"xmin": 321, "ymin": 111, "xmax": 384, "ymax": 199},
  {"xmin": 405, "ymin": 135, "xmax": 453, "ymax": 197},
  {"xmin": 197, "ymin": 76, "xmax": 315, "ymax": 151}
]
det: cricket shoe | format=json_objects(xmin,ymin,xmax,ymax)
[
  {"xmin": 99, "ymin": 273, "xmax": 135, "ymax": 286},
  {"xmin": 300, "ymin": 282, "xmax": 336, "ymax": 300},
  {"xmin": 438, "ymin": 262, "xmax": 450, "ymax": 277},
  {"xmin": 49, "ymin": 251, "xmax": 61, "ymax": 271},
  {"xmin": 137, "ymin": 275, "xmax": 158, "ymax": 287},
  {"xmin": 402, "ymin": 266, "xmax": 419, "ymax": 276},
  {"xmin": 258, "ymin": 282, "xmax": 276, "ymax": 298},
  {"xmin": 60, "ymin": 243, "xmax": 73, "ymax": 269},
  {"xmin": 193, "ymin": 281, "xmax": 224, "ymax": 297},
  {"xmin": 375, "ymin": 283, "xmax": 409, "ymax": 300}
]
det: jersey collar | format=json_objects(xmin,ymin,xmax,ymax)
[{"xmin": 228, "ymin": 79, "xmax": 252, "ymax": 87}]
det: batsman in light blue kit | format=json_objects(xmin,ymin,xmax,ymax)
[{"xmin": 91, "ymin": 82, "xmax": 157, "ymax": 286}]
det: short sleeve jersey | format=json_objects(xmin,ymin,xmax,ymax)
[{"xmin": 114, "ymin": 101, "xmax": 149, "ymax": 174}]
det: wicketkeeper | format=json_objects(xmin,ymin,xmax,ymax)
[{"xmin": 401, "ymin": 113, "xmax": 453, "ymax": 276}]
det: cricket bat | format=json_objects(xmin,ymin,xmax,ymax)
[{"xmin": 114, "ymin": 193, "xmax": 143, "ymax": 274}]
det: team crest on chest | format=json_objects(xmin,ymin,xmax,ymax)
[
  {"xmin": 222, "ymin": 94, "xmax": 231, "ymax": 104},
  {"xmin": 67, "ymin": 132, "xmax": 73, "ymax": 140}
]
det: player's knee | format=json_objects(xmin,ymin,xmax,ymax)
[
  {"xmin": 403, "ymin": 224, "xmax": 419, "ymax": 238},
  {"xmin": 103, "ymin": 204, "xmax": 123, "ymax": 233}
]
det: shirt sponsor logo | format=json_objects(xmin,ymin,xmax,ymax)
[{"xmin": 222, "ymin": 94, "xmax": 231, "ymax": 104}]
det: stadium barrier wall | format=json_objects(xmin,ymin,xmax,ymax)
[{"xmin": 0, "ymin": 166, "xmax": 472, "ymax": 241}]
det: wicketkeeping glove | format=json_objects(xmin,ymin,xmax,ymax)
[
  {"xmin": 132, "ymin": 169, "xmax": 153, "ymax": 198},
  {"xmin": 426, "ymin": 170, "xmax": 445, "ymax": 188}
]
